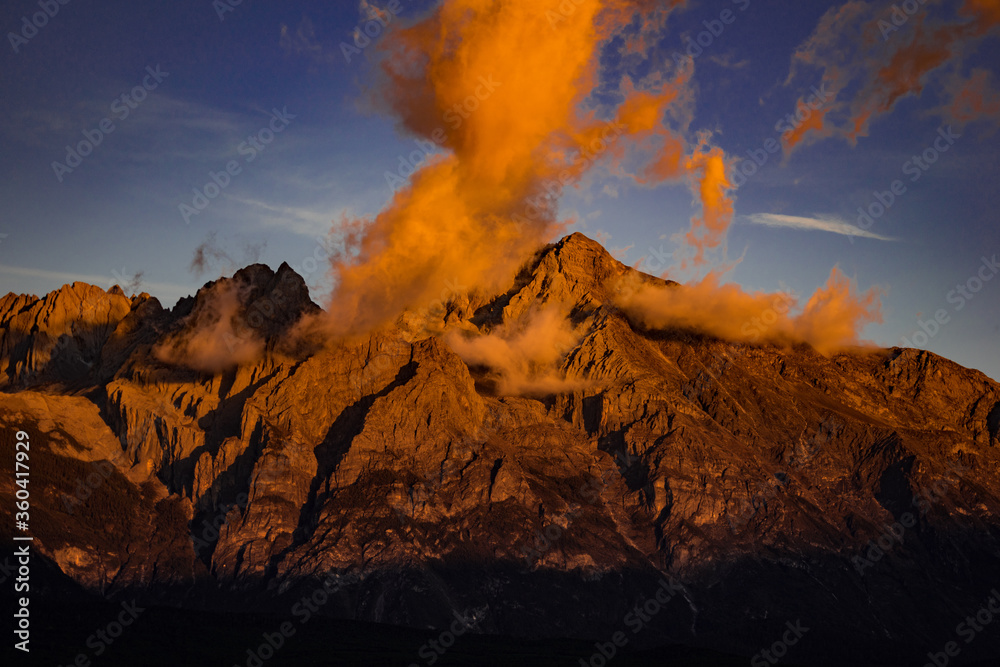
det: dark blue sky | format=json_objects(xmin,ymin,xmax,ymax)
[{"xmin": 1, "ymin": 0, "xmax": 998, "ymax": 379}]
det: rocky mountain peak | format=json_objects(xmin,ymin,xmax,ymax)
[
  {"xmin": 449, "ymin": 232, "xmax": 674, "ymax": 336},
  {"xmin": 0, "ymin": 281, "xmax": 133, "ymax": 387},
  {"xmin": 201, "ymin": 261, "xmax": 319, "ymax": 328}
]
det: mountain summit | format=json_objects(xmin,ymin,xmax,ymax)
[{"xmin": 2, "ymin": 234, "xmax": 999, "ymax": 665}]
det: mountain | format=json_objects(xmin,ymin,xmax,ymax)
[{"xmin": 2, "ymin": 234, "xmax": 999, "ymax": 666}]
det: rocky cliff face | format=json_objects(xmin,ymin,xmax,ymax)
[
  {"xmin": 0, "ymin": 282, "xmax": 133, "ymax": 387},
  {"xmin": 2, "ymin": 234, "xmax": 999, "ymax": 666}
]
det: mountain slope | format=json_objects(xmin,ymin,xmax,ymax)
[{"xmin": 2, "ymin": 234, "xmax": 999, "ymax": 666}]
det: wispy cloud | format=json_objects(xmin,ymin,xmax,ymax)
[
  {"xmin": 2, "ymin": 91, "xmax": 245, "ymax": 155},
  {"xmin": 745, "ymin": 213, "xmax": 895, "ymax": 241},
  {"xmin": 228, "ymin": 196, "xmax": 334, "ymax": 237},
  {"xmin": 0, "ymin": 263, "xmax": 193, "ymax": 303}
]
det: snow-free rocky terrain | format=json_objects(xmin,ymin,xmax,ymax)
[{"xmin": 2, "ymin": 234, "xmax": 999, "ymax": 666}]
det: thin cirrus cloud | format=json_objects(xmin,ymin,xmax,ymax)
[
  {"xmin": 745, "ymin": 213, "xmax": 896, "ymax": 242},
  {"xmin": 229, "ymin": 196, "xmax": 336, "ymax": 237},
  {"xmin": 0, "ymin": 263, "xmax": 193, "ymax": 304}
]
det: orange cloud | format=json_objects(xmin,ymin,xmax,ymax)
[
  {"xmin": 318, "ymin": 0, "xmax": 732, "ymax": 338},
  {"xmin": 785, "ymin": 0, "xmax": 1000, "ymax": 150},
  {"xmin": 615, "ymin": 267, "xmax": 883, "ymax": 356},
  {"xmin": 963, "ymin": 0, "xmax": 1000, "ymax": 25},
  {"xmin": 782, "ymin": 97, "xmax": 832, "ymax": 153},
  {"xmin": 793, "ymin": 267, "xmax": 885, "ymax": 354},
  {"xmin": 444, "ymin": 305, "xmax": 589, "ymax": 395},
  {"xmin": 680, "ymin": 135, "xmax": 734, "ymax": 266},
  {"xmin": 944, "ymin": 67, "xmax": 1000, "ymax": 126},
  {"xmin": 615, "ymin": 72, "xmax": 694, "ymax": 184}
]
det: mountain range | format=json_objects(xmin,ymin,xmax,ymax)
[{"xmin": 2, "ymin": 233, "xmax": 999, "ymax": 666}]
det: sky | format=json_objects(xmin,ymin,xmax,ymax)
[{"xmin": 1, "ymin": 0, "xmax": 998, "ymax": 380}]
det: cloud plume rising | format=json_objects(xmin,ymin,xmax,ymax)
[
  {"xmin": 319, "ymin": 0, "xmax": 738, "ymax": 338},
  {"xmin": 154, "ymin": 281, "xmax": 265, "ymax": 373}
]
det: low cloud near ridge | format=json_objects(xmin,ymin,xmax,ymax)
[{"xmin": 444, "ymin": 306, "xmax": 590, "ymax": 396}]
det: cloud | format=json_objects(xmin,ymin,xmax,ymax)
[
  {"xmin": 120, "ymin": 271, "xmax": 145, "ymax": 295},
  {"xmin": 938, "ymin": 67, "xmax": 1000, "ymax": 129},
  {"xmin": 153, "ymin": 281, "xmax": 265, "ymax": 373},
  {"xmin": 3, "ymin": 92, "xmax": 247, "ymax": 163},
  {"xmin": 783, "ymin": 0, "xmax": 1000, "ymax": 152},
  {"xmin": 679, "ymin": 133, "xmax": 735, "ymax": 266},
  {"xmin": 444, "ymin": 306, "xmax": 590, "ymax": 396},
  {"xmin": 610, "ymin": 244, "xmax": 634, "ymax": 260},
  {"xmin": 745, "ymin": 213, "xmax": 896, "ymax": 241},
  {"xmin": 313, "ymin": 0, "xmax": 737, "ymax": 338},
  {"xmin": 230, "ymin": 196, "xmax": 334, "ymax": 237},
  {"xmin": 189, "ymin": 232, "xmax": 266, "ymax": 278},
  {"xmin": 0, "ymin": 263, "xmax": 192, "ymax": 304},
  {"xmin": 614, "ymin": 268, "xmax": 884, "ymax": 356}
]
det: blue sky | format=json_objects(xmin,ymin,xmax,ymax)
[{"xmin": 1, "ymin": 0, "xmax": 998, "ymax": 379}]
